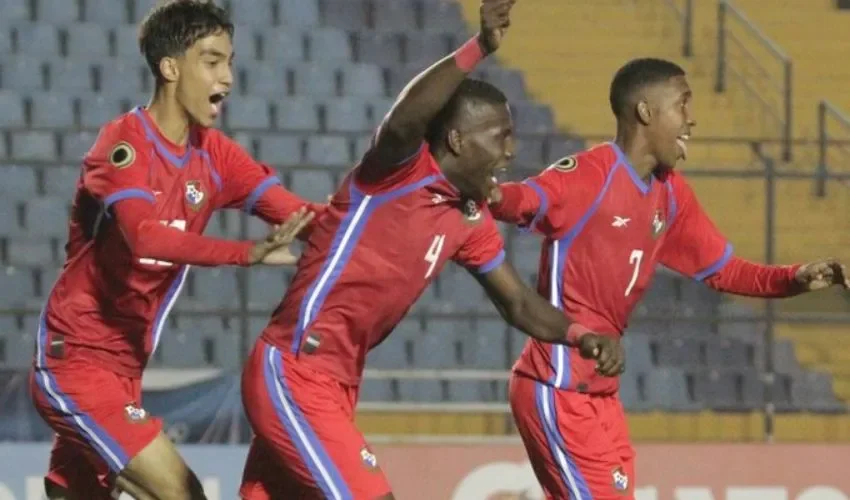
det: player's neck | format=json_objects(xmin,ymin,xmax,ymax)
[
  {"xmin": 613, "ymin": 132, "xmax": 656, "ymax": 182},
  {"xmin": 145, "ymin": 90, "xmax": 192, "ymax": 147}
]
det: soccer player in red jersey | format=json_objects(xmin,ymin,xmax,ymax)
[
  {"xmin": 28, "ymin": 2, "xmax": 320, "ymax": 499},
  {"xmin": 489, "ymin": 58, "xmax": 850, "ymax": 499},
  {"xmin": 238, "ymin": 1, "xmax": 624, "ymax": 499}
]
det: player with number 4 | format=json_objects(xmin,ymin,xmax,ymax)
[
  {"xmin": 237, "ymin": 1, "xmax": 623, "ymax": 498},
  {"xmin": 488, "ymin": 58, "xmax": 850, "ymax": 499}
]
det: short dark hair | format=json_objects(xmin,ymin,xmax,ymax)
[
  {"xmin": 425, "ymin": 79, "xmax": 508, "ymax": 149},
  {"xmin": 609, "ymin": 58, "xmax": 685, "ymax": 119},
  {"xmin": 138, "ymin": 0, "xmax": 234, "ymax": 84}
]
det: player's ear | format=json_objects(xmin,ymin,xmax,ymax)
[
  {"xmin": 636, "ymin": 100, "xmax": 651, "ymax": 125},
  {"xmin": 159, "ymin": 57, "xmax": 180, "ymax": 83},
  {"xmin": 446, "ymin": 128, "xmax": 463, "ymax": 156}
]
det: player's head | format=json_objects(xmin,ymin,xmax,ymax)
[
  {"xmin": 609, "ymin": 58, "xmax": 694, "ymax": 169},
  {"xmin": 139, "ymin": 0, "xmax": 234, "ymax": 127},
  {"xmin": 426, "ymin": 79, "xmax": 515, "ymax": 202}
]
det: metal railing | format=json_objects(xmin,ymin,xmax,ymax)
[
  {"xmin": 817, "ymin": 100, "xmax": 850, "ymax": 197},
  {"xmin": 659, "ymin": 0, "xmax": 694, "ymax": 57},
  {"xmin": 716, "ymin": 0, "xmax": 793, "ymax": 161}
]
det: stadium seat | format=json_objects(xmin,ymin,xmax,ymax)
[
  {"xmin": 404, "ymin": 32, "xmax": 451, "ymax": 68},
  {"xmin": 693, "ymin": 369, "xmax": 743, "ymax": 411},
  {"xmin": 240, "ymin": 61, "xmax": 288, "ymax": 97},
  {"xmin": 645, "ymin": 367, "xmax": 700, "ymax": 411},
  {"xmin": 0, "ymin": 329, "xmax": 34, "ymax": 368},
  {"xmin": 61, "ymin": 131, "xmax": 98, "ymax": 163},
  {"xmin": 622, "ymin": 333, "xmax": 654, "ymax": 373},
  {"xmin": 359, "ymin": 379, "xmax": 395, "ymax": 402},
  {"xmin": 231, "ymin": 25, "xmax": 258, "ymax": 61},
  {"xmin": 131, "ymin": 0, "xmax": 158, "ymax": 23},
  {"xmin": 204, "ymin": 210, "xmax": 240, "ymax": 239},
  {"xmin": 305, "ymin": 135, "xmax": 349, "ymax": 167},
  {"xmin": 513, "ymin": 137, "xmax": 544, "ymax": 168},
  {"xmin": 306, "ymin": 28, "xmax": 352, "ymax": 63},
  {"xmin": 13, "ymin": 23, "xmax": 61, "ymax": 59},
  {"xmin": 112, "ymin": 25, "xmax": 138, "ymax": 57},
  {"xmin": 289, "ymin": 169, "xmax": 335, "ymax": 203},
  {"xmin": 49, "ymin": 60, "xmax": 94, "ymax": 93},
  {"xmin": 25, "ymin": 198, "xmax": 70, "ymax": 237},
  {"xmin": 411, "ymin": 330, "xmax": 458, "ymax": 369},
  {"xmin": 447, "ymin": 380, "xmax": 492, "ymax": 402},
  {"xmin": 438, "ymin": 271, "xmax": 491, "ymax": 313},
  {"xmin": 159, "ymin": 331, "xmax": 207, "ymax": 367},
  {"xmin": 705, "ymin": 337, "xmax": 754, "ymax": 369},
  {"xmin": 275, "ymin": 97, "xmax": 319, "ymax": 132},
  {"xmin": 36, "ymin": 0, "xmax": 80, "ymax": 23},
  {"xmin": 0, "ymin": 26, "xmax": 10, "ymax": 54},
  {"xmin": 98, "ymin": 60, "xmax": 145, "ymax": 99},
  {"xmin": 0, "ymin": 0, "xmax": 32, "ymax": 26},
  {"xmin": 321, "ymin": 0, "xmax": 367, "ymax": 31},
  {"xmin": 341, "ymin": 64, "xmax": 384, "ymax": 97},
  {"xmin": 0, "ymin": 91, "xmax": 26, "ymax": 128},
  {"xmin": 397, "ymin": 379, "xmax": 443, "ymax": 402},
  {"xmin": 772, "ymin": 339, "xmax": 803, "ymax": 375},
  {"xmin": 653, "ymin": 337, "xmax": 704, "ymax": 368},
  {"xmin": 792, "ymin": 371, "xmax": 846, "ymax": 413},
  {"xmin": 84, "ymin": 0, "xmax": 129, "ymax": 24},
  {"xmin": 43, "ymin": 165, "xmax": 80, "ymax": 200},
  {"xmin": 257, "ymin": 134, "xmax": 302, "ymax": 165},
  {"xmin": 545, "ymin": 135, "xmax": 585, "ymax": 164},
  {"xmin": 462, "ymin": 319, "xmax": 509, "ymax": 369},
  {"xmin": 293, "ymin": 64, "xmax": 338, "ymax": 97},
  {"xmin": 421, "ymin": 2, "xmax": 467, "ymax": 34},
  {"xmin": 355, "ymin": 32, "xmax": 402, "ymax": 66},
  {"xmin": 767, "ymin": 373, "xmax": 796, "ymax": 412},
  {"xmin": 372, "ymin": 0, "xmax": 418, "ymax": 31},
  {"xmin": 227, "ymin": 0, "xmax": 273, "ymax": 26},
  {"xmin": 6, "ymin": 238, "xmax": 55, "ymax": 266},
  {"xmin": 619, "ymin": 372, "xmax": 652, "ymax": 412},
  {"xmin": 66, "ymin": 23, "xmax": 111, "ymax": 61},
  {"xmin": 224, "ymin": 96, "xmax": 272, "ymax": 130},
  {"xmin": 0, "ymin": 200, "xmax": 22, "ymax": 237},
  {"xmin": 30, "ymin": 93, "xmax": 75, "ymax": 129},
  {"xmin": 278, "ymin": 0, "xmax": 320, "ymax": 28},
  {"xmin": 323, "ymin": 98, "xmax": 369, "ymax": 133},
  {"xmin": 1, "ymin": 57, "xmax": 46, "ymax": 92},
  {"xmin": 79, "ymin": 94, "xmax": 124, "ymax": 129},
  {"xmin": 481, "ymin": 68, "xmax": 527, "ymax": 102},
  {"xmin": 190, "ymin": 268, "xmax": 240, "ymax": 310},
  {"xmin": 511, "ymin": 101, "xmax": 556, "ymax": 134},
  {"xmin": 367, "ymin": 98, "xmax": 393, "ymax": 127},
  {"xmin": 12, "ymin": 131, "xmax": 57, "ymax": 162},
  {"xmin": 0, "ymin": 267, "xmax": 34, "ymax": 307},
  {"xmin": 246, "ymin": 267, "xmax": 289, "ymax": 310},
  {"xmin": 0, "ymin": 165, "xmax": 39, "ymax": 202}
]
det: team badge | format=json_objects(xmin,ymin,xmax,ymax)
[
  {"xmin": 650, "ymin": 209, "xmax": 665, "ymax": 239},
  {"xmin": 109, "ymin": 141, "xmax": 135, "ymax": 169},
  {"xmin": 462, "ymin": 198, "xmax": 482, "ymax": 223},
  {"xmin": 124, "ymin": 403, "xmax": 149, "ymax": 423},
  {"xmin": 612, "ymin": 466, "xmax": 629, "ymax": 493},
  {"xmin": 184, "ymin": 181, "xmax": 205, "ymax": 210},
  {"xmin": 360, "ymin": 446, "xmax": 379, "ymax": 471},
  {"xmin": 550, "ymin": 155, "xmax": 577, "ymax": 173}
]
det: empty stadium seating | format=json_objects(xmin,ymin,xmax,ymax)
[{"xmin": 0, "ymin": 0, "xmax": 846, "ymax": 437}]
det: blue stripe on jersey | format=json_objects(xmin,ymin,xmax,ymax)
[
  {"xmin": 664, "ymin": 180, "xmax": 678, "ymax": 224},
  {"xmin": 291, "ymin": 174, "xmax": 441, "ymax": 353},
  {"xmin": 610, "ymin": 141, "xmax": 650, "ymax": 195},
  {"xmin": 473, "ymin": 249, "xmax": 506, "ymax": 275},
  {"xmin": 263, "ymin": 344, "xmax": 353, "ymax": 500},
  {"xmin": 243, "ymin": 176, "xmax": 282, "ymax": 214},
  {"xmin": 197, "ymin": 150, "xmax": 222, "ymax": 191},
  {"xmin": 132, "ymin": 107, "xmax": 192, "ymax": 168},
  {"xmin": 535, "ymin": 382, "xmax": 593, "ymax": 499},
  {"xmin": 150, "ymin": 265, "xmax": 190, "ymax": 356},
  {"xmin": 693, "ymin": 242, "xmax": 734, "ymax": 281},
  {"xmin": 33, "ymin": 311, "xmax": 131, "ymax": 472},
  {"xmin": 549, "ymin": 164, "xmax": 620, "ymax": 389},
  {"xmin": 522, "ymin": 179, "xmax": 548, "ymax": 233},
  {"xmin": 103, "ymin": 188, "xmax": 155, "ymax": 209}
]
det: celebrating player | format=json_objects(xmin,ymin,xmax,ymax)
[
  {"xmin": 29, "ymin": 2, "xmax": 321, "ymax": 499},
  {"xmin": 489, "ymin": 57, "xmax": 850, "ymax": 499},
  {"xmin": 238, "ymin": 1, "xmax": 624, "ymax": 499}
]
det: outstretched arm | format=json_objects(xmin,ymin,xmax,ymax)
[{"xmin": 704, "ymin": 257, "xmax": 848, "ymax": 297}]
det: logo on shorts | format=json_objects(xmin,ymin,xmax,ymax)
[
  {"xmin": 124, "ymin": 403, "xmax": 149, "ymax": 424},
  {"xmin": 360, "ymin": 446, "xmax": 379, "ymax": 472},
  {"xmin": 612, "ymin": 466, "xmax": 629, "ymax": 493},
  {"xmin": 185, "ymin": 180, "xmax": 205, "ymax": 210}
]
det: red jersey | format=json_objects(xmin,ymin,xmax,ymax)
[
  {"xmin": 261, "ymin": 144, "xmax": 505, "ymax": 385},
  {"xmin": 40, "ymin": 107, "xmax": 302, "ymax": 378},
  {"xmin": 494, "ymin": 142, "xmax": 731, "ymax": 394}
]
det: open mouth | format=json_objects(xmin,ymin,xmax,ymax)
[
  {"xmin": 209, "ymin": 91, "xmax": 229, "ymax": 117},
  {"xmin": 676, "ymin": 133, "xmax": 690, "ymax": 160}
]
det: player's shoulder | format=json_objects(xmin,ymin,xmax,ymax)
[
  {"xmin": 539, "ymin": 143, "xmax": 612, "ymax": 188},
  {"xmin": 192, "ymin": 125, "xmax": 232, "ymax": 151},
  {"xmin": 85, "ymin": 109, "xmax": 149, "ymax": 165}
]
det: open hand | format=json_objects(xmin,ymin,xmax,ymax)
[
  {"xmin": 249, "ymin": 208, "xmax": 315, "ymax": 266},
  {"xmin": 795, "ymin": 259, "xmax": 850, "ymax": 292},
  {"xmin": 479, "ymin": 0, "xmax": 516, "ymax": 54},
  {"xmin": 578, "ymin": 334, "xmax": 625, "ymax": 377}
]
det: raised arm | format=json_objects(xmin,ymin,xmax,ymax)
[{"xmin": 366, "ymin": 0, "xmax": 513, "ymax": 169}]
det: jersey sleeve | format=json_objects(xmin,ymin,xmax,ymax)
[
  {"xmin": 453, "ymin": 211, "xmax": 506, "ymax": 274},
  {"xmin": 354, "ymin": 131, "xmax": 429, "ymax": 192},
  {"xmin": 82, "ymin": 124, "xmax": 155, "ymax": 210},
  {"xmin": 658, "ymin": 175, "xmax": 733, "ymax": 280},
  {"xmin": 210, "ymin": 133, "xmax": 286, "ymax": 213}
]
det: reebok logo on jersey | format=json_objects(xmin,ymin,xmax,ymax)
[
  {"xmin": 185, "ymin": 181, "xmax": 205, "ymax": 210},
  {"xmin": 612, "ymin": 466, "xmax": 629, "ymax": 492},
  {"xmin": 611, "ymin": 216, "xmax": 630, "ymax": 228}
]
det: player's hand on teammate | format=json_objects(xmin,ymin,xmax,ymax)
[
  {"xmin": 479, "ymin": 0, "xmax": 516, "ymax": 54},
  {"xmin": 577, "ymin": 334, "xmax": 625, "ymax": 377},
  {"xmin": 249, "ymin": 207, "xmax": 315, "ymax": 266},
  {"xmin": 794, "ymin": 259, "xmax": 850, "ymax": 291}
]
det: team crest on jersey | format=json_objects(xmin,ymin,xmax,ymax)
[
  {"xmin": 184, "ymin": 181, "xmax": 205, "ymax": 210},
  {"xmin": 550, "ymin": 155, "xmax": 578, "ymax": 173},
  {"xmin": 462, "ymin": 198, "xmax": 482, "ymax": 223},
  {"xmin": 360, "ymin": 446, "xmax": 379, "ymax": 471},
  {"xmin": 650, "ymin": 209, "xmax": 666, "ymax": 239},
  {"xmin": 612, "ymin": 467, "xmax": 629, "ymax": 493},
  {"xmin": 124, "ymin": 403, "xmax": 149, "ymax": 423},
  {"xmin": 109, "ymin": 141, "xmax": 135, "ymax": 169}
]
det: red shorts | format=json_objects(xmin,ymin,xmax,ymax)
[
  {"xmin": 30, "ymin": 356, "xmax": 161, "ymax": 495},
  {"xmin": 240, "ymin": 340, "xmax": 392, "ymax": 500},
  {"xmin": 510, "ymin": 374, "xmax": 636, "ymax": 500}
]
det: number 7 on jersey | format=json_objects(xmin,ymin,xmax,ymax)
[
  {"xmin": 424, "ymin": 234, "xmax": 446, "ymax": 279},
  {"xmin": 625, "ymin": 249, "xmax": 643, "ymax": 296}
]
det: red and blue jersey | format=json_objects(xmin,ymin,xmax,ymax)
[
  {"xmin": 495, "ymin": 143, "xmax": 731, "ymax": 394},
  {"xmin": 261, "ymin": 143, "xmax": 505, "ymax": 385}
]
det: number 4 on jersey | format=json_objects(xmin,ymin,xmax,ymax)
[
  {"xmin": 424, "ymin": 234, "xmax": 446, "ymax": 279},
  {"xmin": 139, "ymin": 220, "xmax": 186, "ymax": 267}
]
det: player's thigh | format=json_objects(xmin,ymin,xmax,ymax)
[
  {"xmin": 241, "ymin": 342, "xmax": 392, "ymax": 499},
  {"xmin": 509, "ymin": 377, "xmax": 633, "ymax": 500},
  {"xmin": 119, "ymin": 431, "xmax": 206, "ymax": 500}
]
